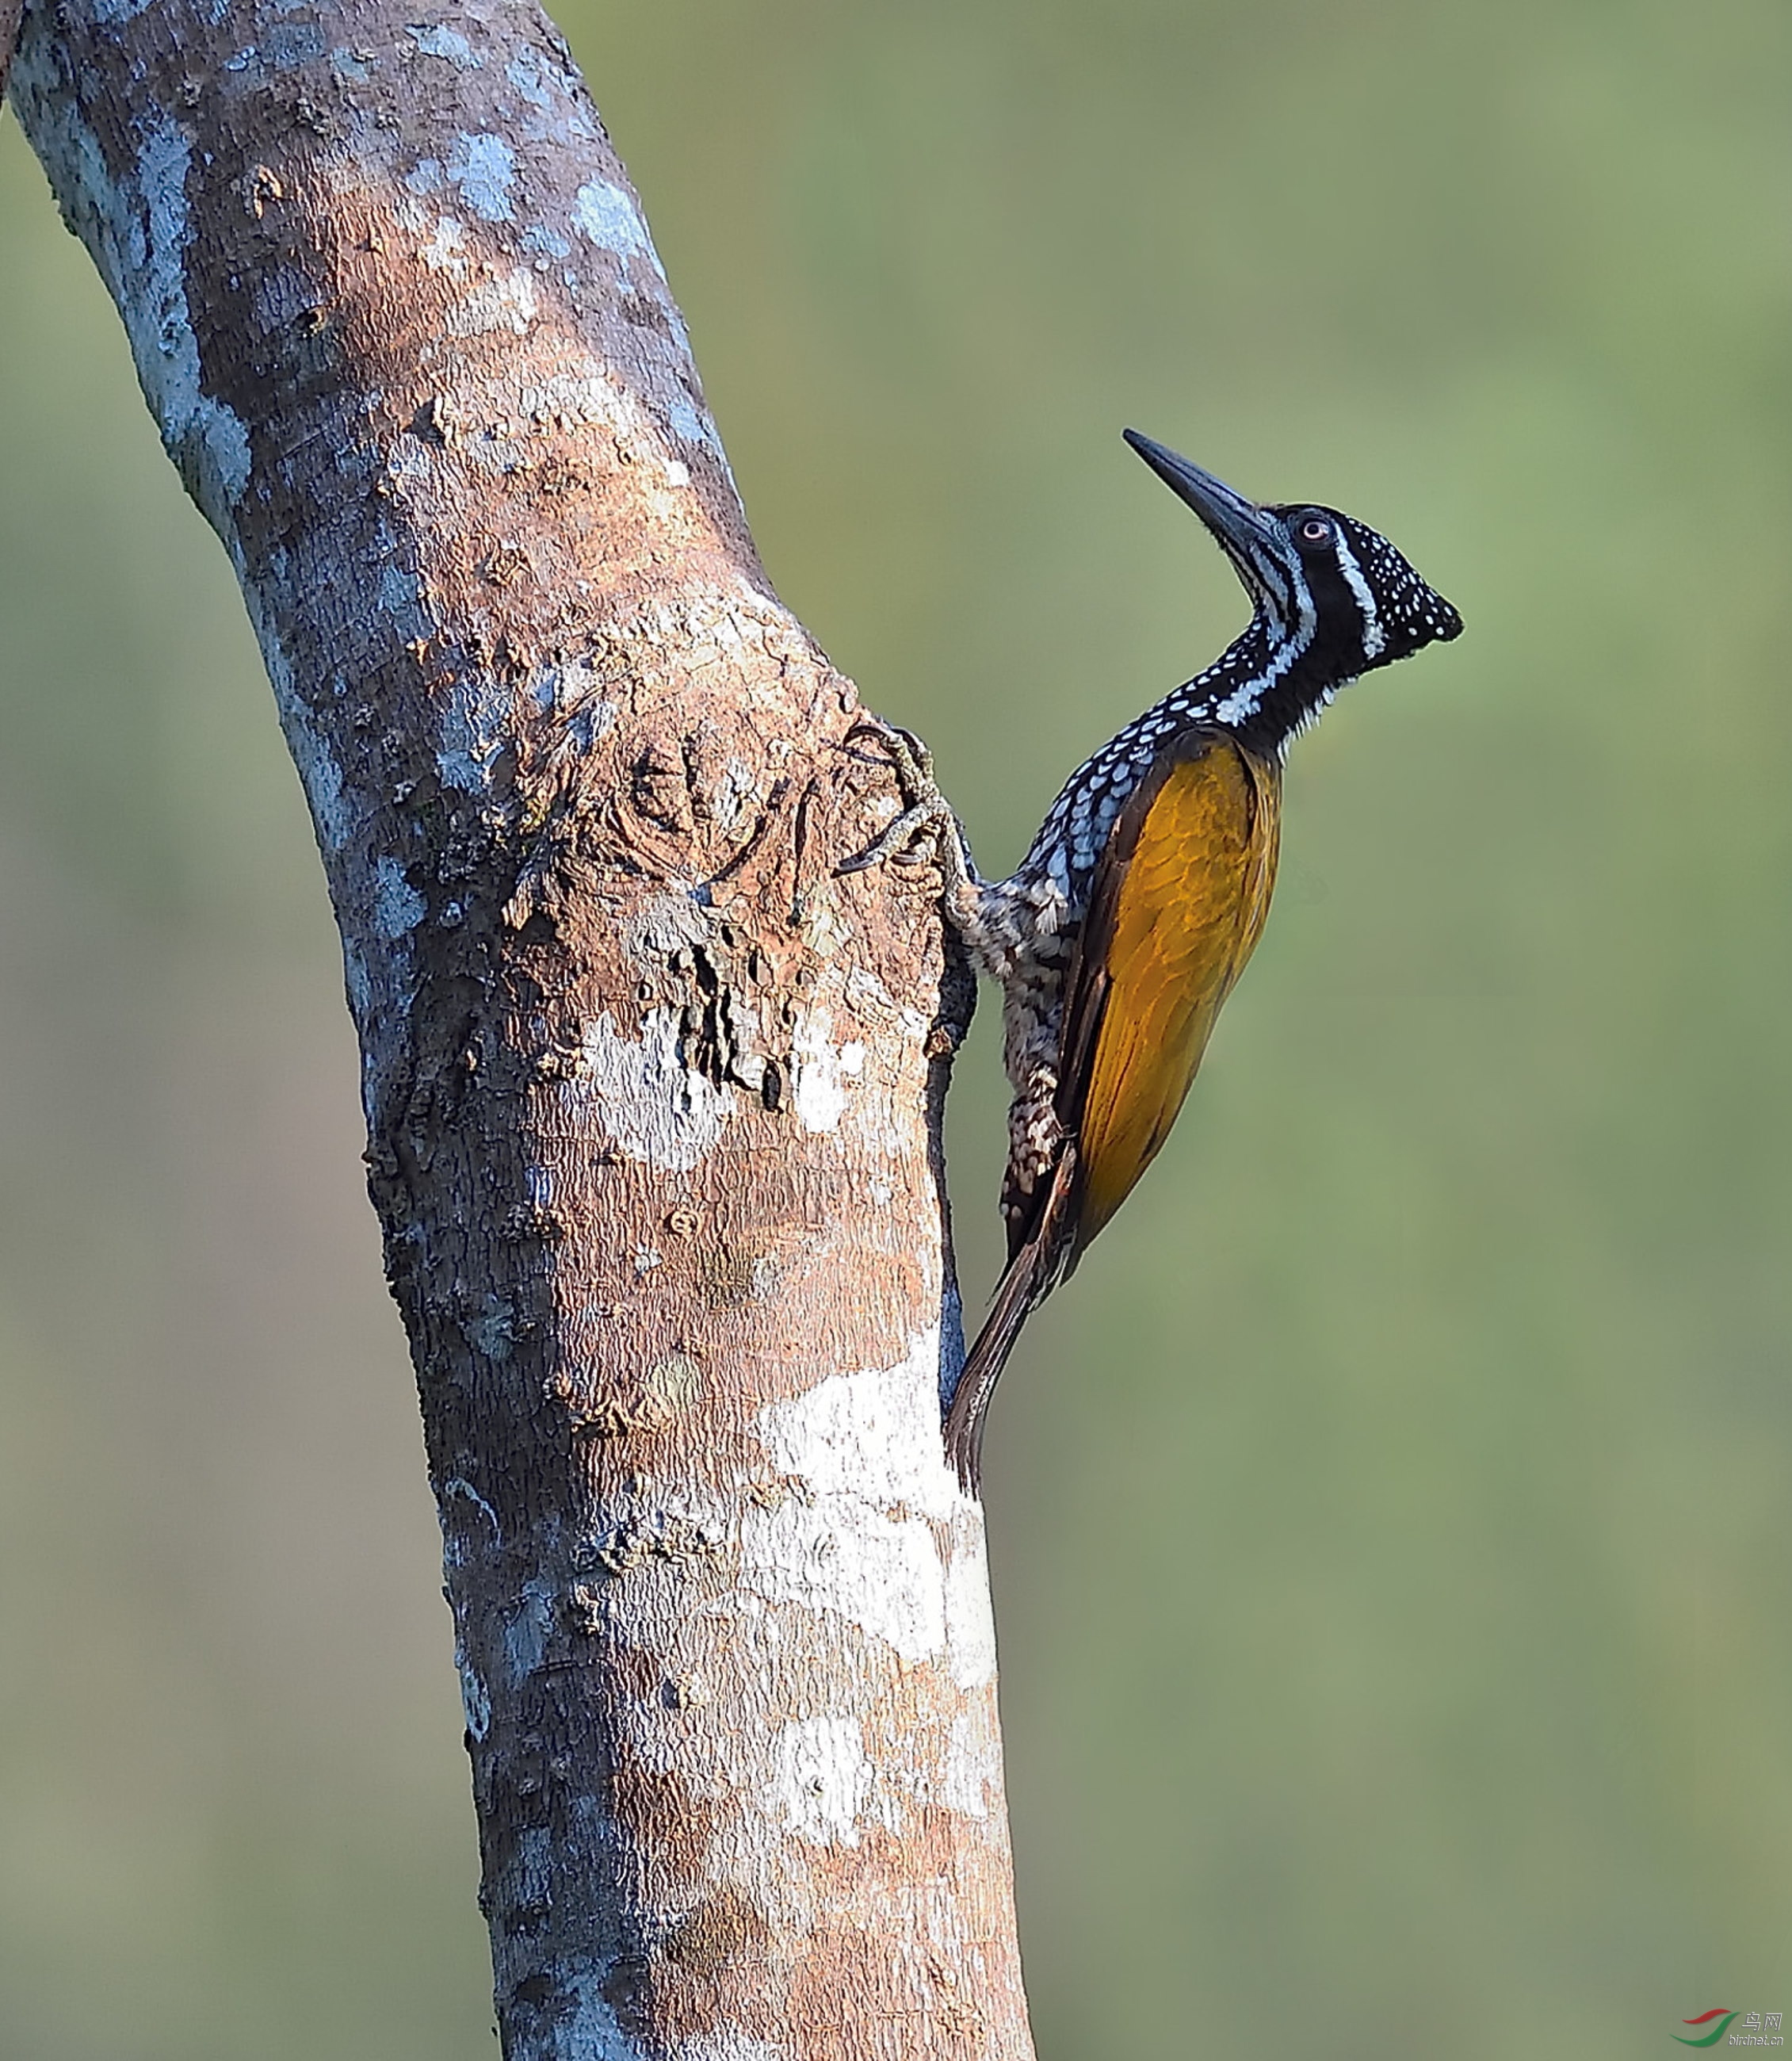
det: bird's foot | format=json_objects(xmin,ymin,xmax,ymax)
[{"xmin": 835, "ymin": 718, "xmax": 963, "ymax": 878}]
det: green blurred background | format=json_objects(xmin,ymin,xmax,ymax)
[{"xmin": 2, "ymin": 0, "xmax": 1788, "ymax": 2052}]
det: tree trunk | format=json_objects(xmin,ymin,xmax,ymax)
[
  {"xmin": 8, "ymin": 4, "xmax": 1034, "ymax": 2055},
  {"xmin": 0, "ymin": 2, "xmax": 20, "ymax": 102}
]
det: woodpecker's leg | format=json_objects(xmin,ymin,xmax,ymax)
[{"xmin": 835, "ymin": 719, "xmax": 983, "ymax": 911}]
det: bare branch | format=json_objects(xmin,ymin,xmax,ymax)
[{"xmin": 8, "ymin": 2, "xmax": 1031, "ymax": 2053}]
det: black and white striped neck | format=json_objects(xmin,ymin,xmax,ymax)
[{"xmin": 1146, "ymin": 613, "xmax": 1349, "ymax": 763}]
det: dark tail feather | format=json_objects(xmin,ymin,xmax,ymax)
[
  {"xmin": 945, "ymin": 1243, "xmax": 1045, "ymax": 1493},
  {"xmin": 944, "ymin": 1149, "xmax": 1078, "ymax": 1493}
]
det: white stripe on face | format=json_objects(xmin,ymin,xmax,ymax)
[
  {"xmin": 1212, "ymin": 579, "xmax": 1317, "ymax": 725},
  {"xmin": 1218, "ymin": 532, "xmax": 1288, "ymax": 625},
  {"xmin": 1330, "ymin": 525, "xmax": 1385, "ymax": 660}
]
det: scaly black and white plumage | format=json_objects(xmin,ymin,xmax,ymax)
[{"xmin": 843, "ymin": 431, "xmax": 1462, "ymax": 1488}]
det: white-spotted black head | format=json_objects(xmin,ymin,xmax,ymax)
[
  {"xmin": 1123, "ymin": 429, "xmax": 1461, "ymax": 749},
  {"xmin": 1263, "ymin": 502, "xmax": 1463, "ymax": 671}
]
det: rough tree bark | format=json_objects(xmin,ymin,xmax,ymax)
[
  {"xmin": 8, "ymin": 4, "xmax": 1035, "ymax": 2056},
  {"xmin": 0, "ymin": 2, "xmax": 21, "ymax": 103}
]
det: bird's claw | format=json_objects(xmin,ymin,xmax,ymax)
[
  {"xmin": 835, "ymin": 718, "xmax": 953, "ymax": 877},
  {"xmin": 836, "ymin": 801, "xmax": 943, "ymax": 874},
  {"xmin": 842, "ymin": 717, "xmax": 938, "ymax": 786}
]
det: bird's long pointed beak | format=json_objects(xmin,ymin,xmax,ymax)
[{"xmin": 1122, "ymin": 430, "xmax": 1279, "ymax": 564}]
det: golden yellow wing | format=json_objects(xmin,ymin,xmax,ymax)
[{"xmin": 1066, "ymin": 732, "xmax": 1281, "ymax": 1248}]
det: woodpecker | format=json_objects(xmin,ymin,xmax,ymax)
[{"xmin": 844, "ymin": 430, "xmax": 1462, "ymax": 1489}]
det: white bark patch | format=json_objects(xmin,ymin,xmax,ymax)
[
  {"xmin": 453, "ymin": 361, "xmax": 699, "ymax": 495},
  {"xmin": 572, "ymin": 177, "xmax": 659, "ymax": 272},
  {"xmin": 133, "ymin": 121, "xmax": 253, "ymax": 514},
  {"xmin": 514, "ymin": 1826, "xmax": 552, "ymax": 1909},
  {"xmin": 742, "ymin": 1486, "xmax": 949, "ymax": 1665},
  {"xmin": 464, "ymin": 1294, "xmax": 518, "ymax": 1361},
  {"xmin": 849, "ymin": 1049, "xmax": 921, "ymax": 1162},
  {"xmin": 573, "ymin": 1009, "xmax": 734, "ymax": 1172},
  {"xmin": 758, "ymin": 1333, "xmax": 959, "ymax": 1520},
  {"xmin": 515, "ymin": 364, "xmax": 636, "ymax": 436},
  {"xmin": 770, "ymin": 1715, "xmax": 873, "ymax": 1847},
  {"xmin": 435, "ymin": 667, "xmax": 506, "ymax": 793},
  {"xmin": 407, "ymin": 23, "xmax": 484, "ymax": 67},
  {"xmin": 259, "ymin": 633, "xmax": 353, "ymax": 853},
  {"xmin": 504, "ymin": 1577, "xmax": 556, "ymax": 1684},
  {"xmin": 522, "ymin": 223, "xmax": 572, "ymax": 262},
  {"xmin": 943, "ymin": 1708, "xmax": 1002, "ymax": 1818},
  {"xmin": 628, "ymin": 891, "xmax": 713, "ymax": 959},
  {"xmin": 13, "ymin": 71, "xmax": 253, "ymax": 527},
  {"xmin": 709, "ymin": 756, "xmax": 758, "ymax": 835},
  {"xmin": 790, "ymin": 1008, "xmax": 865, "ymax": 1134},
  {"xmin": 441, "ymin": 1477, "xmax": 502, "ymax": 1563},
  {"xmin": 740, "ymin": 1331, "xmax": 992, "ymax": 1673},
  {"xmin": 447, "ymin": 130, "xmax": 518, "ymax": 221},
  {"xmin": 419, "ymin": 213, "xmax": 469, "ymax": 277},
  {"xmin": 668, "ymin": 2039, "xmax": 784, "ymax": 2061},
  {"xmin": 942, "ymin": 1524, "xmax": 999, "ymax": 1689},
  {"xmin": 448, "ymin": 266, "xmax": 538, "ymax": 336},
  {"xmin": 342, "ymin": 938, "xmax": 372, "ymax": 1025},
  {"xmin": 553, "ymin": 1977, "xmax": 644, "ymax": 2060},
  {"xmin": 506, "ymin": 53, "xmax": 556, "ymax": 109},
  {"xmin": 798, "ymin": 898, "xmax": 851, "ymax": 959},
  {"xmin": 530, "ymin": 662, "xmax": 617, "ymax": 751},
  {"xmin": 373, "ymin": 855, "xmax": 425, "ymax": 937},
  {"xmin": 457, "ymin": 1644, "xmax": 492, "ymax": 1741},
  {"xmin": 665, "ymin": 396, "xmax": 727, "ymax": 465}
]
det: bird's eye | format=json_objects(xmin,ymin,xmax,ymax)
[{"xmin": 1297, "ymin": 516, "xmax": 1332, "ymax": 545}]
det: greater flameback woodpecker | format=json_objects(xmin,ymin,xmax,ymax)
[{"xmin": 843, "ymin": 430, "xmax": 1462, "ymax": 1489}]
